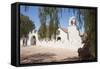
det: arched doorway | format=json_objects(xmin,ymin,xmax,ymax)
[
  {"xmin": 31, "ymin": 35, "xmax": 36, "ymax": 45},
  {"xmin": 57, "ymin": 37, "xmax": 61, "ymax": 41},
  {"xmin": 23, "ymin": 36, "xmax": 28, "ymax": 46}
]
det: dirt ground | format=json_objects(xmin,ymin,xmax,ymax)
[{"xmin": 20, "ymin": 46, "xmax": 79, "ymax": 64}]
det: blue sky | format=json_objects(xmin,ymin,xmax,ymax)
[{"xmin": 20, "ymin": 5, "xmax": 84, "ymax": 32}]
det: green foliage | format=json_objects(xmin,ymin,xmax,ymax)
[
  {"xmin": 38, "ymin": 23, "xmax": 47, "ymax": 39},
  {"xmin": 84, "ymin": 9, "xmax": 96, "ymax": 58},
  {"xmin": 38, "ymin": 7, "xmax": 47, "ymax": 39},
  {"xmin": 20, "ymin": 14, "xmax": 35, "ymax": 38},
  {"xmin": 76, "ymin": 9, "xmax": 97, "ymax": 58},
  {"xmin": 38, "ymin": 7, "xmax": 61, "ymax": 40}
]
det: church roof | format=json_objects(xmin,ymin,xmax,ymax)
[{"xmin": 59, "ymin": 27, "xmax": 68, "ymax": 33}]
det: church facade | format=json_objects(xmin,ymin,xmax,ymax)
[{"xmin": 20, "ymin": 27, "xmax": 69, "ymax": 46}]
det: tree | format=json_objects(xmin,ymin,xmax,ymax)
[
  {"xmin": 75, "ymin": 8, "xmax": 97, "ymax": 59},
  {"xmin": 38, "ymin": 7, "xmax": 47, "ymax": 39},
  {"xmin": 20, "ymin": 14, "xmax": 35, "ymax": 38},
  {"xmin": 83, "ymin": 9, "xmax": 96, "ymax": 58},
  {"xmin": 38, "ymin": 7, "xmax": 61, "ymax": 40}
]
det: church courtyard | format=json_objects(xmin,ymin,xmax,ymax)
[{"xmin": 20, "ymin": 45, "xmax": 79, "ymax": 64}]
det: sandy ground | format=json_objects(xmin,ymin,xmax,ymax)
[{"xmin": 20, "ymin": 45, "xmax": 79, "ymax": 64}]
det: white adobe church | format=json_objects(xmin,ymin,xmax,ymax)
[
  {"xmin": 20, "ymin": 16, "xmax": 84, "ymax": 51},
  {"xmin": 20, "ymin": 27, "xmax": 69, "ymax": 46}
]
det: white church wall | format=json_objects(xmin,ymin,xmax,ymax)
[
  {"xmin": 57, "ymin": 28, "xmax": 68, "ymax": 42},
  {"xmin": 20, "ymin": 27, "xmax": 83, "ymax": 52}
]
